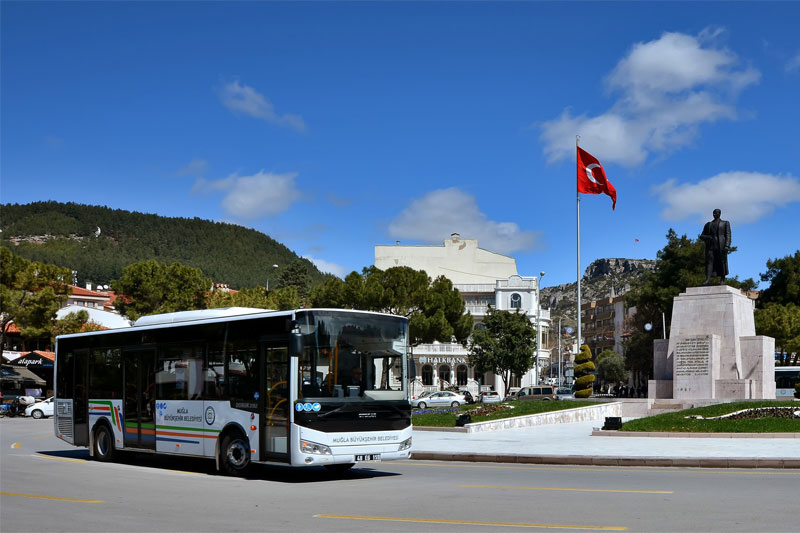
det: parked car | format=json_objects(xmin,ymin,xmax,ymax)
[
  {"xmin": 480, "ymin": 391, "xmax": 502, "ymax": 404},
  {"xmin": 555, "ymin": 387, "xmax": 575, "ymax": 400},
  {"xmin": 412, "ymin": 391, "xmax": 466, "ymax": 409},
  {"xmin": 410, "ymin": 390, "xmax": 433, "ymax": 402},
  {"xmin": 25, "ymin": 397, "xmax": 54, "ymax": 419},
  {"xmin": 459, "ymin": 390, "xmax": 476, "ymax": 404},
  {"xmin": 504, "ymin": 387, "xmax": 521, "ymax": 401},
  {"xmin": 516, "ymin": 386, "xmax": 557, "ymax": 401}
]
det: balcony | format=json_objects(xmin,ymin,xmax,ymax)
[{"xmin": 465, "ymin": 304, "xmax": 490, "ymax": 316}]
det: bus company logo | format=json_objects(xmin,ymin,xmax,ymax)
[
  {"xmin": 204, "ymin": 406, "xmax": 215, "ymax": 425},
  {"xmin": 156, "ymin": 401, "xmax": 167, "ymax": 416}
]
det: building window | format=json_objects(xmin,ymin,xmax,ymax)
[
  {"xmin": 456, "ymin": 365, "xmax": 468, "ymax": 386},
  {"xmin": 422, "ymin": 365, "xmax": 433, "ymax": 386},
  {"xmin": 510, "ymin": 293, "xmax": 522, "ymax": 309},
  {"xmin": 438, "ymin": 365, "xmax": 451, "ymax": 387}
]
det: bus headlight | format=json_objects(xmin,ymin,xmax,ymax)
[
  {"xmin": 398, "ymin": 437, "xmax": 412, "ymax": 451},
  {"xmin": 300, "ymin": 440, "xmax": 332, "ymax": 455}
]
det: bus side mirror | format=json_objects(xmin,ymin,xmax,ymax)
[
  {"xmin": 290, "ymin": 332, "xmax": 303, "ymax": 357},
  {"xmin": 408, "ymin": 357, "xmax": 416, "ymax": 379}
]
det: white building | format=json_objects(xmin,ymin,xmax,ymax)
[{"xmin": 375, "ymin": 234, "xmax": 550, "ymax": 398}]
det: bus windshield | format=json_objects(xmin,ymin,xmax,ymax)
[{"xmin": 295, "ymin": 310, "xmax": 407, "ymax": 402}]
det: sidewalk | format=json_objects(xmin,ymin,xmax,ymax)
[{"xmin": 411, "ymin": 419, "xmax": 800, "ymax": 468}]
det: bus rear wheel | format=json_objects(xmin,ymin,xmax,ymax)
[
  {"xmin": 94, "ymin": 425, "xmax": 115, "ymax": 462},
  {"xmin": 220, "ymin": 434, "xmax": 251, "ymax": 476}
]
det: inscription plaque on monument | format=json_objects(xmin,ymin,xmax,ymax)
[
  {"xmin": 673, "ymin": 334, "xmax": 719, "ymax": 400},
  {"xmin": 675, "ymin": 336, "xmax": 711, "ymax": 376}
]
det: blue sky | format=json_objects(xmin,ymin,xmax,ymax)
[{"xmin": 2, "ymin": 2, "xmax": 799, "ymax": 289}]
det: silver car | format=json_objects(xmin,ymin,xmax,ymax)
[
  {"xmin": 412, "ymin": 391, "xmax": 466, "ymax": 409},
  {"xmin": 480, "ymin": 391, "xmax": 502, "ymax": 404},
  {"xmin": 556, "ymin": 387, "xmax": 575, "ymax": 400}
]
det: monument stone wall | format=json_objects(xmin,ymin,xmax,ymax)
[{"xmin": 650, "ymin": 285, "xmax": 775, "ymax": 401}]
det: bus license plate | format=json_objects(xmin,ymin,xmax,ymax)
[{"xmin": 355, "ymin": 454, "xmax": 381, "ymax": 462}]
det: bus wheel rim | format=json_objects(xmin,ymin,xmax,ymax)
[{"xmin": 227, "ymin": 440, "xmax": 248, "ymax": 468}]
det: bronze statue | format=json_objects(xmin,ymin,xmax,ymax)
[{"xmin": 699, "ymin": 208, "xmax": 731, "ymax": 285}]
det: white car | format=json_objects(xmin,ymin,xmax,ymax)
[
  {"xmin": 412, "ymin": 391, "xmax": 466, "ymax": 409},
  {"xmin": 25, "ymin": 397, "xmax": 54, "ymax": 419}
]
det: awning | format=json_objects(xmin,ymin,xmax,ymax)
[{"xmin": 0, "ymin": 365, "xmax": 47, "ymax": 385}]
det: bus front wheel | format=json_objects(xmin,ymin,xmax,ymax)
[
  {"xmin": 94, "ymin": 425, "xmax": 115, "ymax": 462},
  {"xmin": 220, "ymin": 434, "xmax": 251, "ymax": 476}
]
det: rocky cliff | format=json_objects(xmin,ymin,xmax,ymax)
[{"xmin": 541, "ymin": 258, "xmax": 656, "ymax": 326}]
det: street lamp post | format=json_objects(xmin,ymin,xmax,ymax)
[
  {"xmin": 557, "ymin": 317, "xmax": 562, "ymax": 388},
  {"xmin": 536, "ymin": 271, "xmax": 545, "ymax": 386},
  {"xmin": 266, "ymin": 264, "xmax": 279, "ymax": 293}
]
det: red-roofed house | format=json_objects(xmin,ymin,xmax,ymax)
[{"xmin": 67, "ymin": 284, "xmax": 109, "ymax": 310}]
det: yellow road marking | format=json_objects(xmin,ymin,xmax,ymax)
[
  {"xmin": 461, "ymin": 484, "xmax": 672, "ymax": 494},
  {"xmin": 11, "ymin": 442, "xmax": 21, "ymax": 449},
  {"xmin": 316, "ymin": 514, "xmax": 627, "ymax": 530},
  {"xmin": 400, "ymin": 460, "xmax": 800, "ymax": 475},
  {"xmin": 0, "ymin": 491, "xmax": 102, "ymax": 503},
  {"xmin": 35, "ymin": 433, "xmax": 54, "ymax": 439},
  {"xmin": 166, "ymin": 470, "xmax": 202, "ymax": 475},
  {"xmin": 33, "ymin": 453, "xmax": 87, "ymax": 463}
]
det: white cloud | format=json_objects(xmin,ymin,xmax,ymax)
[
  {"xmin": 194, "ymin": 171, "xmax": 302, "ymax": 219},
  {"xmin": 218, "ymin": 80, "xmax": 306, "ymax": 133},
  {"xmin": 177, "ymin": 159, "xmax": 209, "ymax": 177},
  {"xmin": 303, "ymin": 255, "xmax": 348, "ymax": 278},
  {"xmin": 654, "ymin": 171, "xmax": 800, "ymax": 224},
  {"xmin": 540, "ymin": 29, "xmax": 760, "ymax": 167},
  {"xmin": 387, "ymin": 188, "xmax": 541, "ymax": 254},
  {"xmin": 786, "ymin": 50, "xmax": 800, "ymax": 73}
]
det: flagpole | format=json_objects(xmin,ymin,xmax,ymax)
[{"xmin": 576, "ymin": 135, "xmax": 582, "ymax": 359}]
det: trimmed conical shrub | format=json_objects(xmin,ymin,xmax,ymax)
[{"xmin": 574, "ymin": 344, "xmax": 595, "ymax": 398}]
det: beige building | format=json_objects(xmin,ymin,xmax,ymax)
[{"xmin": 375, "ymin": 234, "xmax": 550, "ymax": 398}]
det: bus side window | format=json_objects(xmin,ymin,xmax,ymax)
[
  {"xmin": 89, "ymin": 348, "xmax": 122, "ymax": 399},
  {"xmin": 227, "ymin": 342, "xmax": 258, "ymax": 404},
  {"xmin": 205, "ymin": 343, "xmax": 226, "ymax": 400},
  {"xmin": 158, "ymin": 344, "xmax": 204, "ymax": 400}
]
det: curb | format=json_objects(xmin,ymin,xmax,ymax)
[
  {"xmin": 592, "ymin": 430, "xmax": 800, "ymax": 438},
  {"xmin": 410, "ymin": 451, "xmax": 800, "ymax": 469}
]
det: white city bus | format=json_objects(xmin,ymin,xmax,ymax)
[{"xmin": 54, "ymin": 308, "xmax": 412, "ymax": 475}]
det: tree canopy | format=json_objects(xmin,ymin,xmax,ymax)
[
  {"xmin": 468, "ymin": 307, "xmax": 537, "ymax": 394},
  {"xmin": 758, "ymin": 251, "xmax": 800, "ymax": 307},
  {"xmin": 595, "ymin": 349, "xmax": 628, "ymax": 386},
  {"xmin": 310, "ymin": 266, "xmax": 473, "ymax": 345},
  {"xmin": 0, "ymin": 247, "xmax": 71, "ymax": 357},
  {"xmin": 111, "ymin": 260, "xmax": 211, "ymax": 321},
  {"xmin": 755, "ymin": 303, "xmax": 800, "ymax": 364}
]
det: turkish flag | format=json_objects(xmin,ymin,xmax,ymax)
[{"xmin": 577, "ymin": 147, "xmax": 616, "ymax": 210}]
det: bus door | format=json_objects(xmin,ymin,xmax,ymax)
[
  {"xmin": 123, "ymin": 347, "xmax": 156, "ymax": 450},
  {"xmin": 261, "ymin": 343, "xmax": 290, "ymax": 462}
]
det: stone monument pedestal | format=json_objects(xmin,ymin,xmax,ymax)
[{"xmin": 650, "ymin": 285, "xmax": 775, "ymax": 400}]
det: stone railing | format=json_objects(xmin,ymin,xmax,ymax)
[{"xmin": 463, "ymin": 402, "xmax": 623, "ymax": 433}]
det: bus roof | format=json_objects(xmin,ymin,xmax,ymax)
[
  {"xmin": 133, "ymin": 307, "xmax": 269, "ymax": 327},
  {"xmin": 55, "ymin": 308, "xmax": 407, "ymax": 341}
]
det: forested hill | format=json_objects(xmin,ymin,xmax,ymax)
[{"xmin": 0, "ymin": 201, "xmax": 332, "ymax": 289}]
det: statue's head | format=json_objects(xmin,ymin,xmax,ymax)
[{"xmin": 713, "ymin": 209, "xmax": 721, "ymax": 219}]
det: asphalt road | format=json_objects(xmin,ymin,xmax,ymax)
[{"xmin": 2, "ymin": 417, "xmax": 798, "ymax": 532}]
